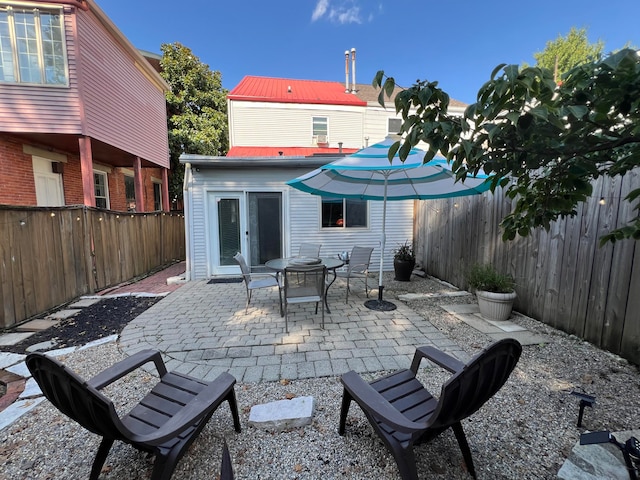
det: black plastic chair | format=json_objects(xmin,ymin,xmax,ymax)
[
  {"xmin": 26, "ymin": 349, "xmax": 241, "ymax": 480},
  {"xmin": 339, "ymin": 339, "xmax": 522, "ymax": 480}
]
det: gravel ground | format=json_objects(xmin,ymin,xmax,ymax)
[{"xmin": 1, "ymin": 273, "xmax": 639, "ymax": 479}]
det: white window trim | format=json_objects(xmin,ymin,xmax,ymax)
[
  {"xmin": 0, "ymin": 3, "xmax": 69, "ymax": 86},
  {"xmin": 320, "ymin": 197, "xmax": 369, "ymax": 229},
  {"xmin": 93, "ymin": 169, "xmax": 110, "ymax": 209},
  {"xmin": 388, "ymin": 117, "xmax": 402, "ymax": 135},
  {"xmin": 312, "ymin": 116, "xmax": 329, "ymax": 144}
]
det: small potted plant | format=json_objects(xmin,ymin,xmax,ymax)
[
  {"xmin": 467, "ymin": 264, "xmax": 517, "ymax": 321},
  {"xmin": 393, "ymin": 241, "xmax": 415, "ymax": 282}
]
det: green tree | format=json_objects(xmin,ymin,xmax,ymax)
[
  {"xmin": 160, "ymin": 42, "xmax": 228, "ymax": 205},
  {"xmin": 374, "ymin": 48, "xmax": 640, "ymax": 244},
  {"xmin": 532, "ymin": 27, "xmax": 604, "ymax": 82}
]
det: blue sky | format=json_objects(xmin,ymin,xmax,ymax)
[{"xmin": 100, "ymin": 0, "xmax": 638, "ymax": 104}]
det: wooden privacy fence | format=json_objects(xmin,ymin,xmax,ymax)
[
  {"xmin": 415, "ymin": 169, "xmax": 640, "ymax": 364},
  {"xmin": 0, "ymin": 205, "xmax": 185, "ymax": 329}
]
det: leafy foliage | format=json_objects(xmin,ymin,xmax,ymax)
[
  {"xmin": 532, "ymin": 27, "xmax": 604, "ymax": 82},
  {"xmin": 467, "ymin": 264, "xmax": 515, "ymax": 293},
  {"xmin": 373, "ymin": 48, "xmax": 640, "ymax": 244},
  {"xmin": 393, "ymin": 241, "xmax": 415, "ymax": 261},
  {"xmin": 160, "ymin": 43, "xmax": 228, "ymax": 204}
]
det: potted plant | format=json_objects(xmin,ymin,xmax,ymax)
[
  {"xmin": 393, "ymin": 241, "xmax": 415, "ymax": 282},
  {"xmin": 467, "ymin": 264, "xmax": 517, "ymax": 321}
]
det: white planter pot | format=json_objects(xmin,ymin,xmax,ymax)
[{"xmin": 476, "ymin": 290, "xmax": 517, "ymax": 322}]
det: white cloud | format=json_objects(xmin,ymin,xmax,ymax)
[
  {"xmin": 330, "ymin": 6, "xmax": 362, "ymax": 24},
  {"xmin": 311, "ymin": 0, "xmax": 371, "ymax": 25},
  {"xmin": 311, "ymin": 0, "xmax": 330, "ymax": 22}
]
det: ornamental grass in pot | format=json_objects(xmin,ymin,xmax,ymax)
[
  {"xmin": 393, "ymin": 241, "xmax": 415, "ymax": 282},
  {"xmin": 467, "ymin": 263, "xmax": 517, "ymax": 321}
]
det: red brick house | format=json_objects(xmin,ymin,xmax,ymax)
[{"xmin": 0, "ymin": 0, "xmax": 170, "ymax": 212}]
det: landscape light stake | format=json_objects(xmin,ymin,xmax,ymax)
[{"xmin": 571, "ymin": 391, "xmax": 596, "ymax": 428}]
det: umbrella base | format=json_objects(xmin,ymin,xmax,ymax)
[
  {"xmin": 364, "ymin": 299, "xmax": 397, "ymax": 311},
  {"xmin": 364, "ymin": 287, "xmax": 397, "ymax": 311}
]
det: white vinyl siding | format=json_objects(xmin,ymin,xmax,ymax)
[
  {"xmin": 185, "ymin": 165, "xmax": 414, "ymax": 280},
  {"xmin": 229, "ymin": 101, "xmax": 365, "ymax": 149}
]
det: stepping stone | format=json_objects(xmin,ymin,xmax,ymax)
[
  {"xmin": 0, "ymin": 332, "xmax": 35, "ymax": 346},
  {"xmin": 487, "ymin": 330, "xmax": 549, "ymax": 346},
  {"xmin": 558, "ymin": 429, "xmax": 640, "ymax": 479},
  {"xmin": 26, "ymin": 339, "xmax": 59, "ymax": 352},
  {"xmin": 249, "ymin": 396, "xmax": 314, "ymax": 431},
  {"xmin": 68, "ymin": 298, "xmax": 101, "ymax": 308},
  {"xmin": 0, "ymin": 397, "xmax": 45, "ymax": 432},
  {"xmin": 0, "ymin": 352, "xmax": 26, "ymax": 369},
  {"xmin": 16, "ymin": 318, "xmax": 60, "ymax": 332},
  {"xmin": 45, "ymin": 309, "xmax": 80, "ymax": 321},
  {"xmin": 441, "ymin": 304, "xmax": 480, "ymax": 314}
]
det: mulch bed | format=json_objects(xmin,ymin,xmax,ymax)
[{"xmin": 0, "ymin": 296, "xmax": 161, "ymax": 354}]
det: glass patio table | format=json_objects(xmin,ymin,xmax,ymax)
[{"xmin": 265, "ymin": 257, "xmax": 344, "ymax": 314}]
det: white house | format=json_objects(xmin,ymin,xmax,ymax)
[
  {"xmin": 182, "ymin": 63, "xmax": 467, "ymax": 279},
  {"xmin": 180, "ymin": 155, "xmax": 414, "ymax": 279}
]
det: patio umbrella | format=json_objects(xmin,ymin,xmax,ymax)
[{"xmin": 287, "ymin": 136, "xmax": 491, "ymax": 311}]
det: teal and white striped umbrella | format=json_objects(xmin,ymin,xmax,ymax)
[{"xmin": 287, "ymin": 136, "xmax": 491, "ymax": 310}]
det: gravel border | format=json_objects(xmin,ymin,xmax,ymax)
[{"xmin": 1, "ymin": 273, "xmax": 638, "ymax": 479}]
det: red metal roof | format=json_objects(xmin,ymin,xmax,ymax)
[
  {"xmin": 228, "ymin": 76, "xmax": 367, "ymax": 107},
  {"xmin": 227, "ymin": 146, "xmax": 359, "ymax": 157}
]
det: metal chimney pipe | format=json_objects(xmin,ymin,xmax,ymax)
[
  {"xmin": 338, "ymin": 142, "xmax": 343, "ymax": 153},
  {"xmin": 350, "ymin": 48, "xmax": 356, "ymax": 94},
  {"xmin": 344, "ymin": 50, "xmax": 350, "ymax": 93}
]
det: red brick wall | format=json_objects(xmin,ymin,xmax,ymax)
[
  {"xmin": 0, "ymin": 135, "xmax": 165, "ymax": 211},
  {"xmin": 0, "ymin": 136, "xmax": 38, "ymax": 206}
]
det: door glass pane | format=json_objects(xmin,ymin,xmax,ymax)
[
  {"xmin": 248, "ymin": 192, "xmax": 282, "ymax": 265},
  {"xmin": 218, "ymin": 198, "xmax": 240, "ymax": 266}
]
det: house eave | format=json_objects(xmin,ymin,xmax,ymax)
[{"xmin": 179, "ymin": 154, "xmax": 345, "ymax": 169}]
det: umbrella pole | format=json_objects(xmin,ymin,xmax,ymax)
[{"xmin": 365, "ymin": 174, "xmax": 397, "ymax": 311}]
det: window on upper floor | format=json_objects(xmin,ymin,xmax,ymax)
[
  {"xmin": 388, "ymin": 118, "xmax": 402, "ymax": 135},
  {"xmin": 94, "ymin": 171, "xmax": 109, "ymax": 209},
  {"xmin": 312, "ymin": 116, "xmax": 328, "ymax": 144},
  {"xmin": 321, "ymin": 197, "xmax": 367, "ymax": 228},
  {"xmin": 0, "ymin": 5, "xmax": 68, "ymax": 85}
]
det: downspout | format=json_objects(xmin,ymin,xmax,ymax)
[{"xmin": 183, "ymin": 162, "xmax": 194, "ymax": 281}]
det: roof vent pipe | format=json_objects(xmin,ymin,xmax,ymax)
[
  {"xmin": 344, "ymin": 50, "xmax": 350, "ymax": 93},
  {"xmin": 350, "ymin": 48, "xmax": 356, "ymax": 94},
  {"xmin": 338, "ymin": 142, "xmax": 343, "ymax": 153}
]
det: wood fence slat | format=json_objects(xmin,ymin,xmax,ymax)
[
  {"xmin": 415, "ymin": 167, "xmax": 640, "ymax": 365},
  {"xmin": 0, "ymin": 206, "xmax": 184, "ymax": 329}
]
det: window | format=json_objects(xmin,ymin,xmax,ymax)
[
  {"xmin": 153, "ymin": 181, "xmax": 161, "ymax": 211},
  {"xmin": 312, "ymin": 116, "xmax": 328, "ymax": 136},
  {"xmin": 388, "ymin": 118, "xmax": 402, "ymax": 135},
  {"xmin": 124, "ymin": 175, "xmax": 136, "ymax": 211},
  {"xmin": 321, "ymin": 197, "xmax": 367, "ymax": 228},
  {"xmin": 94, "ymin": 171, "xmax": 109, "ymax": 209},
  {"xmin": 0, "ymin": 5, "xmax": 67, "ymax": 85}
]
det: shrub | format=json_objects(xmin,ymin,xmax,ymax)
[{"xmin": 467, "ymin": 264, "xmax": 515, "ymax": 293}]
